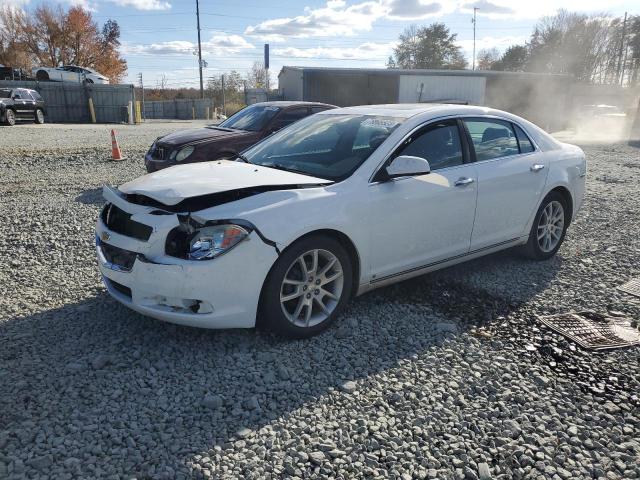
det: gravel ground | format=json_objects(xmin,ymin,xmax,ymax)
[{"xmin": 0, "ymin": 122, "xmax": 639, "ymax": 480}]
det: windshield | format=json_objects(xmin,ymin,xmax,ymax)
[
  {"xmin": 243, "ymin": 114, "xmax": 404, "ymax": 181},
  {"xmin": 218, "ymin": 104, "xmax": 281, "ymax": 131},
  {"xmin": 0, "ymin": 90, "xmax": 11, "ymax": 98}
]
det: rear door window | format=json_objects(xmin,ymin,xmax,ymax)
[
  {"xmin": 514, "ymin": 124, "xmax": 535, "ymax": 153},
  {"xmin": 463, "ymin": 118, "xmax": 519, "ymax": 161}
]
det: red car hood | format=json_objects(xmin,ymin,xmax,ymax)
[{"xmin": 157, "ymin": 127, "xmax": 252, "ymax": 146}]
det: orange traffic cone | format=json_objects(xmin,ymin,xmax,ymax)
[{"xmin": 111, "ymin": 129, "xmax": 124, "ymax": 161}]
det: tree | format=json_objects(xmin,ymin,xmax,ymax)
[
  {"xmin": 476, "ymin": 48, "xmax": 500, "ymax": 70},
  {"xmin": 388, "ymin": 23, "xmax": 467, "ymax": 70},
  {"xmin": 206, "ymin": 70, "xmax": 245, "ymax": 110},
  {"xmin": 0, "ymin": 3, "xmax": 126, "ymax": 82},
  {"xmin": 0, "ymin": 6, "xmax": 30, "ymax": 70},
  {"xmin": 526, "ymin": 10, "xmax": 614, "ymax": 83},
  {"xmin": 493, "ymin": 45, "xmax": 529, "ymax": 72},
  {"xmin": 246, "ymin": 61, "xmax": 268, "ymax": 89}
]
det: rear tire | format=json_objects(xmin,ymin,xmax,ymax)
[
  {"xmin": 259, "ymin": 235, "xmax": 353, "ymax": 338},
  {"xmin": 4, "ymin": 109, "xmax": 15, "ymax": 126},
  {"xmin": 522, "ymin": 191, "xmax": 568, "ymax": 260},
  {"xmin": 35, "ymin": 109, "xmax": 45, "ymax": 124}
]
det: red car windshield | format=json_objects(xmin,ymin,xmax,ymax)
[{"xmin": 217, "ymin": 104, "xmax": 281, "ymax": 132}]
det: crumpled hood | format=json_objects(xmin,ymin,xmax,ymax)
[
  {"xmin": 157, "ymin": 127, "xmax": 250, "ymax": 146},
  {"xmin": 118, "ymin": 160, "xmax": 331, "ymax": 206}
]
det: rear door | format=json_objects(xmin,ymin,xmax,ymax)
[
  {"xmin": 12, "ymin": 90, "xmax": 33, "ymax": 119},
  {"xmin": 463, "ymin": 117, "xmax": 548, "ymax": 250},
  {"xmin": 20, "ymin": 90, "xmax": 37, "ymax": 118}
]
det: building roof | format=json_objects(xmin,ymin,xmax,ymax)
[{"xmin": 279, "ymin": 66, "xmax": 572, "ymax": 79}]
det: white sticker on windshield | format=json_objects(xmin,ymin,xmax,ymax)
[{"xmin": 362, "ymin": 118, "xmax": 400, "ymax": 129}]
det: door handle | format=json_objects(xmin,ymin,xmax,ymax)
[
  {"xmin": 454, "ymin": 177, "xmax": 475, "ymax": 187},
  {"xmin": 530, "ymin": 164, "xmax": 545, "ymax": 172}
]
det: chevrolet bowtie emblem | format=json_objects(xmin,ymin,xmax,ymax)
[{"xmin": 100, "ymin": 231, "xmax": 111, "ymax": 242}]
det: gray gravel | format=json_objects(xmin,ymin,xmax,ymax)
[{"xmin": 1, "ymin": 122, "xmax": 639, "ymax": 479}]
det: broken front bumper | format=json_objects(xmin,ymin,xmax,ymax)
[{"xmin": 95, "ymin": 189, "xmax": 278, "ymax": 329}]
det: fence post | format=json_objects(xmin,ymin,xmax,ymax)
[{"xmin": 88, "ymin": 97, "xmax": 96, "ymax": 123}]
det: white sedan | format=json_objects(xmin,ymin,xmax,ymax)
[
  {"xmin": 96, "ymin": 104, "xmax": 586, "ymax": 338},
  {"xmin": 33, "ymin": 65, "xmax": 109, "ymax": 84}
]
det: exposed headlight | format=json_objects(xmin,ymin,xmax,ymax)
[
  {"xmin": 188, "ymin": 224, "xmax": 249, "ymax": 260},
  {"xmin": 175, "ymin": 145, "xmax": 195, "ymax": 162}
]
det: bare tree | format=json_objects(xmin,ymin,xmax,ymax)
[
  {"xmin": 476, "ymin": 48, "xmax": 500, "ymax": 70},
  {"xmin": 0, "ymin": 6, "xmax": 30, "ymax": 69},
  {"xmin": 246, "ymin": 61, "xmax": 268, "ymax": 89}
]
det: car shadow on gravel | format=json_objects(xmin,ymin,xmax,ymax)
[
  {"xmin": 0, "ymin": 250, "xmax": 562, "ymax": 477},
  {"xmin": 75, "ymin": 187, "xmax": 104, "ymax": 205}
]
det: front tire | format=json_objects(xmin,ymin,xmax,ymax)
[
  {"xmin": 259, "ymin": 235, "xmax": 353, "ymax": 338},
  {"xmin": 35, "ymin": 109, "xmax": 45, "ymax": 124},
  {"xmin": 36, "ymin": 70, "xmax": 49, "ymax": 81},
  {"xmin": 4, "ymin": 109, "xmax": 15, "ymax": 126},
  {"xmin": 522, "ymin": 191, "xmax": 568, "ymax": 260}
]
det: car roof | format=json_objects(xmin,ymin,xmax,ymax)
[
  {"xmin": 317, "ymin": 103, "xmax": 502, "ymax": 118},
  {"xmin": 250, "ymin": 101, "xmax": 336, "ymax": 108}
]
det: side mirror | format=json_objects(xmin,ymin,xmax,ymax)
[{"xmin": 385, "ymin": 155, "xmax": 431, "ymax": 179}]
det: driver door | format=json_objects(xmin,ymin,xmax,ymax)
[{"xmin": 367, "ymin": 119, "xmax": 478, "ymax": 281}]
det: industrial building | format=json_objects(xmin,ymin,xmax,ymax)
[{"xmin": 278, "ymin": 66, "xmax": 573, "ymax": 130}]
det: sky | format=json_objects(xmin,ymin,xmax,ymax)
[{"xmin": 6, "ymin": 0, "xmax": 638, "ymax": 87}]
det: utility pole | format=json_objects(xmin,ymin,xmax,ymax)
[
  {"xmin": 616, "ymin": 12, "xmax": 628, "ymax": 86},
  {"xmin": 138, "ymin": 72, "xmax": 145, "ymax": 121},
  {"xmin": 221, "ymin": 74, "xmax": 226, "ymax": 116},
  {"xmin": 196, "ymin": 0, "xmax": 204, "ymax": 99},
  {"xmin": 472, "ymin": 7, "xmax": 479, "ymax": 70}
]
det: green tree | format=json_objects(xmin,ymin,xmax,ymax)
[
  {"xmin": 492, "ymin": 45, "xmax": 529, "ymax": 72},
  {"xmin": 388, "ymin": 23, "xmax": 467, "ymax": 70}
]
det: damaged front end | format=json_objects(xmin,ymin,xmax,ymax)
[{"xmin": 96, "ymin": 186, "xmax": 281, "ymax": 329}]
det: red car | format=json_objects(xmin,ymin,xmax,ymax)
[{"xmin": 145, "ymin": 101, "xmax": 336, "ymax": 172}]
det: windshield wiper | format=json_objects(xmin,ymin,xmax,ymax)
[{"xmin": 235, "ymin": 153, "xmax": 252, "ymax": 164}]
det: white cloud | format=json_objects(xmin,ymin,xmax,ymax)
[
  {"xmin": 458, "ymin": 0, "xmax": 625, "ymax": 19},
  {"xmin": 67, "ymin": 0, "xmax": 98, "ymax": 11},
  {"xmin": 386, "ymin": 0, "xmax": 448, "ymax": 20},
  {"xmin": 275, "ymin": 41, "xmax": 397, "ymax": 60},
  {"xmin": 122, "ymin": 34, "xmax": 254, "ymax": 56},
  {"xmin": 247, "ymin": 0, "xmax": 628, "ymax": 41},
  {"xmin": 245, "ymin": 0, "xmax": 387, "ymax": 41},
  {"xmin": 106, "ymin": 0, "xmax": 171, "ymax": 11},
  {"xmin": 2, "ymin": 0, "xmax": 30, "ymax": 7}
]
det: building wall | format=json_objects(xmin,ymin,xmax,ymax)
[
  {"xmin": 398, "ymin": 75, "xmax": 486, "ymax": 104},
  {"xmin": 302, "ymin": 71, "xmax": 398, "ymax": 106},
  {"xmin": 278, "ymin": 69, "xmax": 303, "ymax": 101}
]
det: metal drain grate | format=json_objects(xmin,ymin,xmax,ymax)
[
  {"xmin": 539, "ymin": 312, "xmax": 640, "ymax": 351},
  {"xmin": 618, "ymin": 278, "xmax": 640, "ymax": 299}
]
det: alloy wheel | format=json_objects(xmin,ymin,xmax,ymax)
[
  {"xmin": 280, "ymin": 249, "xmax": 344, "ymax": 328},
  {"xmin": 537, "ymin": 200, "xmax": 564, "ymax": 253},
  {"xmin": 36, "ymin": 110, "xmax": 44, "ymax": 124}
]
